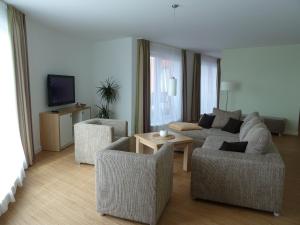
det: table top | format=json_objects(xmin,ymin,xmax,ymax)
[{"xmin": 134, "ymin": 132, "xmax": 193, "ymax": 146}]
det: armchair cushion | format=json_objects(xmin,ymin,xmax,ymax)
[{"xmin": 102, "ymin": 137, "xmax": 130, "ymax": 152}]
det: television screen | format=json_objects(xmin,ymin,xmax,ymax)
[{"xmin": 47, "ymin": 75, "xmax": 75, "ymax": 106}]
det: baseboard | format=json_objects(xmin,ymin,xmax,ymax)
[{"xmin": 283, "ymin": 131, "xmax": 298, "ymax": 136}]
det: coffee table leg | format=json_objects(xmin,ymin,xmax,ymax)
[
  {"xmin": 136, "ymin": 138, "xmax": 144, "ymax": 154},
  {"xmin": 183, "ymin": 143, "xmax": 192, "ymax": 172}
]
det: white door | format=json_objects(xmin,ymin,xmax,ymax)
[
  {"xmin": 60, "ymin": 113, "xmax": 73, "ymax": 148},
  {"xmin": 81, "ymin": 108, "xmax": 91, "ymax": 121}
]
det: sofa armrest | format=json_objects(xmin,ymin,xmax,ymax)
[
  {"xmin": 102, "ymin": 137, "xmax": 130, "ymax": 152},
  {"xmin": 96, "ymin": 150, "xmax": 156, "ymax": 224},
  {"xmin": 152, "ymin": 143, "xmax": 173, "ymax": 223},
  {"xmin": 192, "ymin": 147, "xmax": 285, "ymax": 212},
  {"xmin": 99, "ymin": 119, "xmax": 128, "ymax": 137}
]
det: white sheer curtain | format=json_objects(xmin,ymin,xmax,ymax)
[
  {"xmin": 201, "ymin": 55, "xmax": 218, "ymax": 114},
  {"xmin": 150, "ymin": 43, "xmax": 182, "ymax": 128},
  {"xmin": 0, "ymin": 1, "xmax": 27, "ymax": 216}
]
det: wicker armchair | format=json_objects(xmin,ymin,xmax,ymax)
[
  {"xmin": 96, "ymin": 137, "xmax": 173, "ymax": 225},
  {"xmin": 74, "ymin": 118, "xmax": 127, "ymax": 165}
]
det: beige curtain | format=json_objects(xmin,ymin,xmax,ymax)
[
  {"xmin": 217, "ymin": 58, "xmax": 221, "ymax": 108},
  {"xmin": 135, "ymin": 39, "xmax": 151, "ymax": 133},
  {"xmin": 8, "ymin": 6, "xmax": 34, "ymax": 165},
  {"xmin": 182, "ymin": 49, "xmax": 188, "ymax": 122},
  {"xmin": 191, "ymin": 53, "xmax": 201, "ymax": 122}
]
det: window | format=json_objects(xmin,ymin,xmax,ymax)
[
  {"xmin": 150, "ymin": 43, "xmax": 182, "ymax": 127},
  {"xmin": 0, "ymin": 2, "xmax": 27, "ymax": 215},
  {"xmin": 201, "ymin": 55, "xmax": 218, "ymax": 114}
]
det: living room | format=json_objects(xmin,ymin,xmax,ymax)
[{"xmin": 0, "ymin": 0, "xmax": 300, "ymax": 225}]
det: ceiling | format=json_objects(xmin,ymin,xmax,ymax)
[{"xmin": 5, "ymin": 0, "xmax": 300, "ymax": 56}]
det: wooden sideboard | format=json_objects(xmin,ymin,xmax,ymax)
[{"xmin": 40, "ymin": 106, "xmax": 91, "ymax": 151}]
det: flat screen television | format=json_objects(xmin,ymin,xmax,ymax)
[{"xmin": 47, "ymin": 75, "xmax": 75, "ymax": 106}]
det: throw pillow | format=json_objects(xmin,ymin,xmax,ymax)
[
  {"xmin": 211, "ymin": 108, "xmax": 242, "ymax": 128},
  {"xmin": 198, "ymin": 114, "xmax": 216, "ymax": 128},
  {"xmin": 219, "ymin": 141, "xmax": 248, "ymax": 153},
  {"xmin": 222, "ymin": 118, "xmax": 243, "ymax": 133},
  {"xmin": 244, "ymin": 126, "xmax": 271, "ymax": 154},
  {"xmin": 168, "ymin": 122, "xmax": 201, "ymax": 131}
]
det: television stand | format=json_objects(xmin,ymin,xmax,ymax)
[{"xmin": 40, "ymin": 105, "xmax": 91, "ymax": 151}]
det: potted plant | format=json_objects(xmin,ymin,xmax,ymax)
[{"xmin": 96, "ymin": 77, "xmax": 119, "ymax": 118}]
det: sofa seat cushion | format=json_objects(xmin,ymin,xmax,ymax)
[
  {"xmin": 202, "ymin": 135, "xmax": 239, "ymax": 150},
  {"xmin": 211, "ymin": 108, "xmax": 242, "ymax": 128},
  {"xmin": 169, "ymin": 129, "xmax": 207, "ymax": 148},
  {"xmin": 169, "ymin": 127, "xmax": 239, "ymax": 148},
  {"xmin": 170, "ymin": 129, "xmax": 207, "ymax": 139},
  {"xmin": 205, "ymin": 128, "xmax": 239, "ymax": 138}
]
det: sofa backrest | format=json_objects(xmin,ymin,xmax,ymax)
[
  {"xmin": 211, "ymin": 108, "xmax": 242, "ymax": 128},
  {"xmin": 243, "ymin": 123, "xmax": 272, "ymax": 154},
  {"xmin": 240, "ymin": 117, "xmax": 263, "ymax": 140},
  {"xmin": 242, "ymin": 112, "xmax": 260, "ymax": 126}
]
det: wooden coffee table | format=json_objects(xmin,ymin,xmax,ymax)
[{"xmin": 134, "ymin": 132, "xmax": 193, "ymax": 172}]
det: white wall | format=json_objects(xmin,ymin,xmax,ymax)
[
  {"xmin": 26, "ymin": 18, "xmax": 94, "ymax": 153},
  {"xmin": 92, "ymin": 37, "xmax": 136, "ymax": 134},
  {"xmin": 221, "ymin": 44, "xmax": 300, "ymax": 135},
  {"xmin": 26, "ymin": 18, "xmax": 198, "ymax": 152}
]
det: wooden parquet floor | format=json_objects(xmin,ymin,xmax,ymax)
[{"xmin": 0, "ymin": 135, "xmax": 299, "ymax": 225}]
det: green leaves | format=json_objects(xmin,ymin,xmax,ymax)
[
  {"xmin": 96, "ymin": 77, "xmax": 119, "ymax": 118},
  {"xmin": 96, "ymin": 104, "xmax": 109, "ymax": 119},
  {"xmin": 96, "ymin": 77, "xmax": 119, "ymax": 104}
]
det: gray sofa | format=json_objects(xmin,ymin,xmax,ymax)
[
  {"xmin": 96, "ymin": 137, "xmax": 173, "ymax": 225},
  {"xmin": 171, "ymin": 110, "xmax": 285, "ymax": 215}
]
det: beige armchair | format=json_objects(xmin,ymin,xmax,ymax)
[
  {"xmin": 96, "ymin": 137, "xmax": 174, "ymax": 225},
  {"xmin": 74, "ymin": 118, "xmax": 128, "ymax": 165}
]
